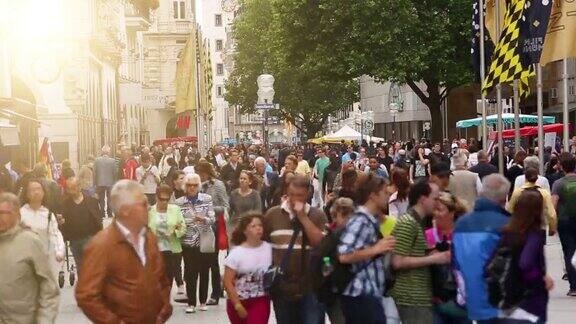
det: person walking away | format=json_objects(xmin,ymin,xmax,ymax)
[
  {"xmin": 224, "ymin": 214, "xmax": 273, "ymax": 324},
  {"xmin": 121, "ymin": 147, "xmax": 139, "ymax": 180},
  {"xmin": 221, "ymin": 149, "xmax": 245, "ymax": 192},
  {"xmin": 136, "ymin": 154, "xmax": 161, "ymax": 205},
  {"xmin": 264, "ymin": 175, "xmax": 328, "ymax": 324},
  {"xmin": 229, "ymin": 170, "xmax": 262, "ymax": 237},
  {"xmin": 196, "ymin": 161, "xmax": 229, "ymax": 305},
  {"xmin": 508, "ymin": 167, "xmax": 557, "ymax": 236},
  {"xmin": 60, "ymin": 177, "xmax": 103, "ymax": 273},
  {"xmin": 448, "ymin": 153, "xmax": 482, "ymax": 211},
  {"xmin": 468, "ymin": 150, "xmax": 498, "ymax": 181},
  {"xmin": 506, "ymin": 151, "xmax": 527, "ymax": 196},
  {"xmin": 495, "ymin": 190, "xmax": 554, "ymax": 323},
  {"xmin": 94, "ymin": 145, "xmax": 117, "ymax": 218},
  {"xmin": 391, "ymin": 179, "xmax": 451, "ymax": 324},
  {"xmin": 452, "ymin": 174, "xmax": 511, "ymax": 322},
  {"xmin": 20, "ymin": 179, "xmax": 66, "ymax": 281},
  {"xmin": 148, "ymin": 184, "xmax": 186, "ymax": 287},
  {"xmin": 338, "ymin": 175, "xmax": 396, "ymax": 324},
  {"xmin": 426, "ymin": 193, "xmax": 471, "ymax": 324},
  {"xmin": 175, "ymin": 174, "xmax": 215, "ymax": 313},
  {"xmin": 0, "ymin": 193, "xmax": 60, "ymax": 323},
  {"xmin": 551, "ymin": 153, "xmax": 576, "ymax": 296},
  {"xmin": 388, "ymin": 168, "xmax": 410, "ymax": 218},
  {"xmin": 430, "ymin": 162, "xmax": 452, "ymax": 192},
  {"xmin": 513, "ymin": 156, "xmax": 550, "ymax": 191},
  {"xmin": 76, "ymin": 180, "xmax": 173, "ymax": 323}
]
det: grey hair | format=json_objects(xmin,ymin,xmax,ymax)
[
  {"xmin": 480, "ymin": 174, "xmax": 510, "ymax": 204},
  {"xmin": 101, "ymin": 145, "xmax": 111, "ymax": 155},
  {"xmin": 110, "ymin": 180, "xmax": 144, "ymax": 214},
  {"xmin": 0, "ymin": 192, "xmax": 21, "ymax": 214},
  {"xmin": 452, "ymin": 152, "xmax": 468, "ymax": 168},
  {"xmin": 254, "ymin": 156, "xmax": 266, "ymax": 165},
  {"xmin": 183, "ymin": 173, "xmax": 201, "ymax": 184},
  {"xmin": 523, "ymin": 156, "xmax": 540, "ymax": 171}
]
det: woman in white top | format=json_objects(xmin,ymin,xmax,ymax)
[
  {"xmin": 20, "ymin": 179, "xmax": 65, "ymax": 280},
  {"xmin": 223, "ymin": 213, "xmax": 272, "ymax": 324}
]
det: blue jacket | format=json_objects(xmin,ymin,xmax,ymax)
[{"xmin": 452, "ymin": 198, "xmax": 510, "ymax": 321}]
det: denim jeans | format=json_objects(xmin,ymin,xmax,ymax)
[
  {"xmin": 273, "ymin": 293, "xmax": 325, "ymax": 324},
  {"xmin": 558, "ymin": 217, "xmax": 576, "ymax": 290},
  {"xmin": 70, "ymin": 236, "xmax": 92, "ymax": 276},
  {"xmin": 340, "ymin": 295, "xmax": 386, "ymax": 324}
]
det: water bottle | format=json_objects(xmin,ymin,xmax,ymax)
[{"xmin": 321, "ymin": 257, "xmax": 334, "ymax": 277}]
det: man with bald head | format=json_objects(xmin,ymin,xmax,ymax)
[
  {"xmin": 60, "ymin": 177, "xmax": 103, "ymax": 271},
  {"xmin": 76, "ymin": 180, "xmax": 172, "ymax": 323}
]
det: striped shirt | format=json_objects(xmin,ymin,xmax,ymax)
[
  {"xmin": 338, "ymin": 206, "xmax": 386, "ymax": 297},
  {"xmin": 175, "ymin": 193, "xmax": 215, "ymax": 247},
  {"xmin": 390, "ymin": 209, "xmax": 432, "ymax": 306}
]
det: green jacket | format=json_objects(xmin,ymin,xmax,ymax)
[{"xmin": 148, "ymin": 204, "xmax": 186, "ymax": 253}]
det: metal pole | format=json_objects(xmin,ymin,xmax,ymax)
[
  {"xmin": 360, "ymin": 105, "xmax": 363, "ymax": 145},
  {"xmin": 513, "ymin": 80, "xmax": 520, "ymax": 152},
  {"xmin": 495, "ymin": 0, "xmax": 504, "ymax": 174},
  {"xmin": 537, "ymin": 64, "xmax": 544, "ymax": 175},
  {"xmin": 479, "ymin": 0, "xmax": 488, "ymax": 150},
  {"xmin": 263, "ymin": 99, "xmax": 268, "ymax": 149},
  {"xmin": 563, "ymin": 58, "xmax": 570, "ymax": 151}
]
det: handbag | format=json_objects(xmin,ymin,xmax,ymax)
[
  {"xmin": 217, "ymin": 212, "xmax": 229, "ymax": 250},
  {"xmin": 199, "ymin": 226, "xmax": 216, "ymax": 253},
  {"xmin": 263, "ymin": 222, "xmax": 301, "ymax": 294}
]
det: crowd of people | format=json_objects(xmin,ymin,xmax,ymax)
[{"xmin": 1, "ymin": 137, "xmax": 576, "ymax": 324}]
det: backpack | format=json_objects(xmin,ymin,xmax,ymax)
[
  {"xmin": 559, "ymin": 177, "xmax": 576, "ymax": 220},
  {"xmin": 484, "ymin": 238, "xmax": 528, "ymax": 310},
  {"xmin": 311, "ymin": 213, "xmax": 383, "ymax": 304}
]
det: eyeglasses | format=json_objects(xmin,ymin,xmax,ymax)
[{"xmin": 186, "ymin": 183, "xmax": 199, "ymax": 187}]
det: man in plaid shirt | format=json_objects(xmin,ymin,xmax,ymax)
[{"xmin": 338, "ymin": 173, "xmax": 396, "ymax": 324}]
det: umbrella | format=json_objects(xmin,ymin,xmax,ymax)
[{"xmin": 456, "ymin": 113, "xmax": 556, "ymax": 128}]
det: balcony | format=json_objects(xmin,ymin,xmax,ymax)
[
  {"xmin": 125, "ymin": 2, "xmax": 151, "ymax": 31},
  {"xmin": 157, "ymin": 21, "xmax": 193, "ymax": 34}
]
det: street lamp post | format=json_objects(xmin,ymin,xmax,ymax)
[
  {"xmin": 390, "ymin": 102, "xmax": 399, "ymax": 141},
  {"xmin": 257, "ymin": 74, "xmax": 275, "ymax": 149}
]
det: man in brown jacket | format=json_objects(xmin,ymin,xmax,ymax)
[{"xmin": 76, "ymin": 180, "xmax": 172, "ymax": 324}]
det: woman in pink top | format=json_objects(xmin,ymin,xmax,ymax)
[{"xmin": 426, "ymin": 192, "xmax": 468, "ymax": 248}]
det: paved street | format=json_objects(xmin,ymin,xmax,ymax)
[{"xmin": 57, "ymin": 242, "xmax": 574, "ymax": 323}]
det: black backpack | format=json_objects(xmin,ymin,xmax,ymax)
[
  {"xmin": 484, "ymin": 238, "xmax": 529, "ymax": 310},
  {"xmin": 311, "ymin": 214, "xmax": 383, "ymax": 304}
]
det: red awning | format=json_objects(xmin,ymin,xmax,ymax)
[
  {"xmin": 499, "ymin": 123, "xmax": 572, "ymax": 139},
  {"xmin": 153, "ymin": 136, "xmax": 198, "ymax": 146}
]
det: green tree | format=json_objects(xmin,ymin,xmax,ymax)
[
  {"xmin": 225, "ymin": 0, "xmax": 358, "ymax": 139},
  {"xmin": 267, "ymin": 0, "xmax": 472, "ymax": 142}
]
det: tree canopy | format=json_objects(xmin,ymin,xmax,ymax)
[
  {"xmin": 225, "ymin": 0, "xmax": 359, "ymax": 138},
  {"xmin": 227, "ymin": 0, "xmax": 473, "ymax": 141}
]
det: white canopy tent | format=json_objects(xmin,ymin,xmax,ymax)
[{"xmin": 323, "ymin": 125, "xmax": 362, "ymax": 141}]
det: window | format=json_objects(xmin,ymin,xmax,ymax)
[
  {"xmin": 550, "ymin": 87, "xmax": 558, "ymax": 99},
  {"xmin": 215, "ymin": 39, "xmax": 223, "ymax": 52},
  {"xmin": 215, "ymin": 14, "xmax": 222, "ymax": 26},
  {"xmin": 216, "ymin": 63, "xmax": 224, "ymax": 76},
  {"xmin": 570, "ymin": 85, "xmax": 575, "ymax": 96},
  {"xmin": 173, "ymin": 1, "xmax": 185, "ymax": 19},
  {"xmin": 216, "ymin": 85, "xmax": 224, "ymax": 97}
]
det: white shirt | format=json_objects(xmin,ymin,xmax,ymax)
[
  {"xmin": 115, "ymin": 221, "xmax": 147, "ymax": 266},
  {"xmin": 224, "ymin": 242, "xmax": 272, "ymax": 300},
  {"xmin": 136, "ymin": 165, "xmax": 159, "ymax": 194},
  {"xmin": 514, "ymin": 175, "xmax": 550, "ymax": 192},
  {"xmin": 280, "ymin": 199, "xmax": 311, "ymax": 220},
  {"xmin": 215, "ymin": 153, "xmax": 227, "ymax": 168}
]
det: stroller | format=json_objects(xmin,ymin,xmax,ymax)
[{"xmin": 58, "ymin": 241, "xmax": 76, "ymax": 288}]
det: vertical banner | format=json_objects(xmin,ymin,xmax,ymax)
[{"xmin": 540, "ymin": 0, "xmax": 576, "ymax": 65}]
